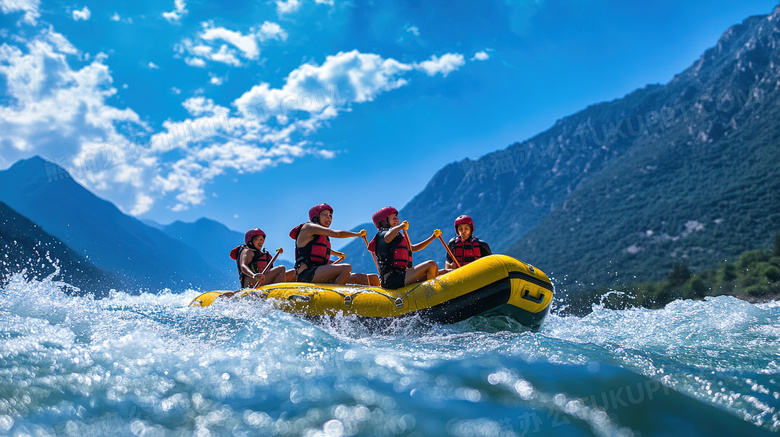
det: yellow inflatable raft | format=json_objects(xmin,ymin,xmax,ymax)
[{"xmin": 190, "ymin": 255, "xmax": 553, "ymax": 329}]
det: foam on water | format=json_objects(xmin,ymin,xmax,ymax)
[{"xmin": 0, "ymin": 273, "xmax": 777, "ymax": 436}]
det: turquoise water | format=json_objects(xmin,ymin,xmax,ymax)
[{"xmin": 0, "ymin": 271, "xmax": 778, "ymax": 436}]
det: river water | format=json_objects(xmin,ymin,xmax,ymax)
[{"xmin": 1, "ymin": 272, "xmax": 777, "ymax": 436}]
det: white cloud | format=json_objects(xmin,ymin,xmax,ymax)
[
  {"xmin": 275, "ymin": 0, "xmax": 301, "ymax": 15},
  {"xmin": 200, "ymin": 25, "xmax": 259, "ymax": 59},
  {"xmin": 182, "ymin": 96, "xmax": 227, "ymax": 117},
  {"xmin": 147, "ymin": 50, "xmax": 449, "ymax": 212},
  {"xmin": 405, "ymin": 25, "xmax": 420, "ymax": 37},
  {"xmin": 209, "ymin": 74, "xmax": 224, "ymax": 85},
  {"xmin": 72, "ymin": 6, "xmax": 90, "ymax": 21},
  {"xmin": 472, "ymin": 50, "xmax": 490, "ymax": 61},
  {"xmin": 0, "ymin": 0, "xmax": 40, "ymax": 25},
  {"xmin": 415, "ymin": 53, "xmax": 466, "ymax": 77},
  {"xmin": 234, "ymin": 50, "xmax": 413, "ymax": 120},
  {"xmin": 1, "ymin": 23, "xmax": 468, "ymax": 215},
  {"xmin": 131, "ymin": 193, "xmax": 155, "ymax": 216},
  {"xmin": 205, "ymin": 44, "xmax": 241, "ymax": 66},
  {"xmin": 147, "ymin": 61, "xmax": 160, "ymax": 69},
  {"xmin": 40, "ymin": 25, "xmax": 78, "ymax": 54},
  {"xmin": 110, "ymin": 12, "xmax": 132, "ymax": 24},
  {"xmin": 257, "ymin": 21, "xmax": 288, "ymax": 42},
  {"xmin": 276, "ymin": 0, "xmax": 333, "ymax": 15},
  {"xmin": 176, "ymin": 21, "xmax": 286, "ymax": 67},
  {"xmin": 162, "ymin": 0, "xmax": 188, "ymax": 23},
  {"xmin": 184, "ymin": 56, "xmax": 207, "ymax": 67},
  {"xmin": 0, "ymin": 28, "xmax": 143, "ymax": 163}
]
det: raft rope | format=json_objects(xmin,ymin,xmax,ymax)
[
  {"xmin": 391, "ymin": 282, "xmax": 425, "ymax": 308},
  {"xmin": 324, "ymin": 286, "xmax": 397, "ymax": 307},
  {"xmin": 333, "ymin": 282, "xmax": 425, "ymax": 308},
  {"xmin": 238, "ymin": 283, "xmax": 425, "ymax": 309}
]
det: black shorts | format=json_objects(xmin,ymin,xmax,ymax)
[
  {"xmin": 296, "ymin": 267, "xmax": 318, "ymax": 282},
  {"xmin": 381, "ymin": 270, "xmax": 406, "ymax": 290},
  {"xmin": 241, "ymin": 277, "xmax": 256, "ymax": 289}
]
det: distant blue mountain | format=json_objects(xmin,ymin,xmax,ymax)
[
  {"xmin": 158, "ymin": 217, "xmax": 293, "ymax": 284},
  {"xmin": 0, "ymin": 157, "xmax": 229, "ymax": 292},
  {"xmin": 161, "ymin": 218, "xmax": 244, "ymax": 285},
  {"xmin": 141, "ymin": 219, "xmax": 165, "ymax": 230},
  {"xmin": 1, "ymin": 201, "xmax": 117, "ymax": 295}
]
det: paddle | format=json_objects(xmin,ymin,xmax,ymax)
[
  {"xmin": 402, "ymin": 220, "xmax": 413, "ymax": 252},
  {"xmin": 252, "ymin": 247, "xmax": 284, "ymax": 288},
  {"xmin": 331, "ymin": 250, "xmax": 347, "ymax": 264},
  {"xmin": 438, "ymin": 235, "xmax": 461, "ymax": 268},
  {"xmin": 362, "ymin": 234, "xmax": 381, "ymax": 275},
  {"xmin": 217, "ymin": 248, "xmax": 284, "ymax": 299}
]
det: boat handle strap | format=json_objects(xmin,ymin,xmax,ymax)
[{"xmin": 288, "ymin": 294, "xmax": 311, "ymax": 302}]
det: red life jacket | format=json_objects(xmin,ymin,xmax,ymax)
[
  {"xmin": 290, "ymin": 224, "xmax": 331, "ymax": 269},
  {"xmin": 369, "ymin": 230, "xmax": 412, "ymax": 275},
  {"xmin": 230, "ymin": 245, "xmax": 272, "ymax": 281},
  {"xmin": 452, "ymin": 236, "xmax": 482, "ymax": 265}
]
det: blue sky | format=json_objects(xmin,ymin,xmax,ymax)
[{"xmin": 0, "ymin": 0, "xmax": 776, "ymax": 252}]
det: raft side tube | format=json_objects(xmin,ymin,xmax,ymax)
[
  {"xmin": 189, "ymin": 291, "xmax": 227, "ymax": 307},
  {"xmin": 254, "ymin": 284, "xmax": 420, "ymax": 317}
]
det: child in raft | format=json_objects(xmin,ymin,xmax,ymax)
[
  {"xmin": 441, "ymin": 215, "xmax": 492, "ymax": 274},
  {"xmin": 230, "ymin": 228, "xmax": 289, "ymax": 288},
  {"xmin": 290, "ymin": 203, "xmax": 380, "ymax": 286},
  {"xmin": 368, "ymin": 206, "xmax": 441, "ymax": 289}
]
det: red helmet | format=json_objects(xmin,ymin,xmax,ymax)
[
  {"xmin": 245, "ymin": 228, "xmax": 266, "ymax": 245},
  {"xmin": 372, "ymin": 206, "xmax": 398, "ymax": 229},
  {"xmin": 309, "ymin": 203, "xmax": 333, "ymax": 223},
  {"xmin": 454, "ymin": 215, "xmax": 474, "ymax": 233}
]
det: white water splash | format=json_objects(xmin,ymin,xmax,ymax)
[{"xmin": 1, "ymin": 276, "xmax": 777, "ymax": 435}]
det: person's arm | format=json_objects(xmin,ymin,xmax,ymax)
[
  {"xmin": 383, "ymin": 222, "xmax": 405, "ymax": 243},
  {"xmin": 299, "ymin": 223, "xmax": 366, "ymax": 240},
  {"xmin": 412, "ymin": 229, "xmax": 441, "ymax": 252},
  {"xmin": 239, "ymin": 249, "xmax": 264, "ymax": 283}
]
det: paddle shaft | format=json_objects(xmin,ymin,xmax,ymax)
[
  {"xmin": 362, "ymin": 235, "xmax": 381, "ymax": 275},
  {"xmin": 331, "ymin": 250, "xmax": 347, "ymax": 264},
  {"xmin": 403, "ymin": 225, "xmax": 413, "ymax": 254},
  {"xmin": 439, "ymin": 235, "xmax": 461, "ymax": 268},
  {"xmin": 253, "ymin": 248, "xmax": 283, "ymax": 287}
]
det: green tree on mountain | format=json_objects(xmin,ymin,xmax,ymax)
[
  {"xmin": 718, "ymin": 262, "xmax": 737, "ymax": 283},
  {"xmin": 667, "ymin": 261, "xmax": 691, "ymax": 287}
]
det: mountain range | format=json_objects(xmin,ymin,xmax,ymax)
[
  {"xmin": 2, "ymin": 6, "xmax": 779, "ymax": 296},
  {"xmin": 0, "ymin": 157, "xmax": 237, "ymax": 292},
  {"xmin": 339, "ymin": 5, "xmax": 780, "ymax": 293},
  {"xmin": 155, "ymin": 218, "xmax": 293, "ymax": 269},
  {"xmin": 507, "ymin": 6, "xmax": 780, "ymax": 289}
]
